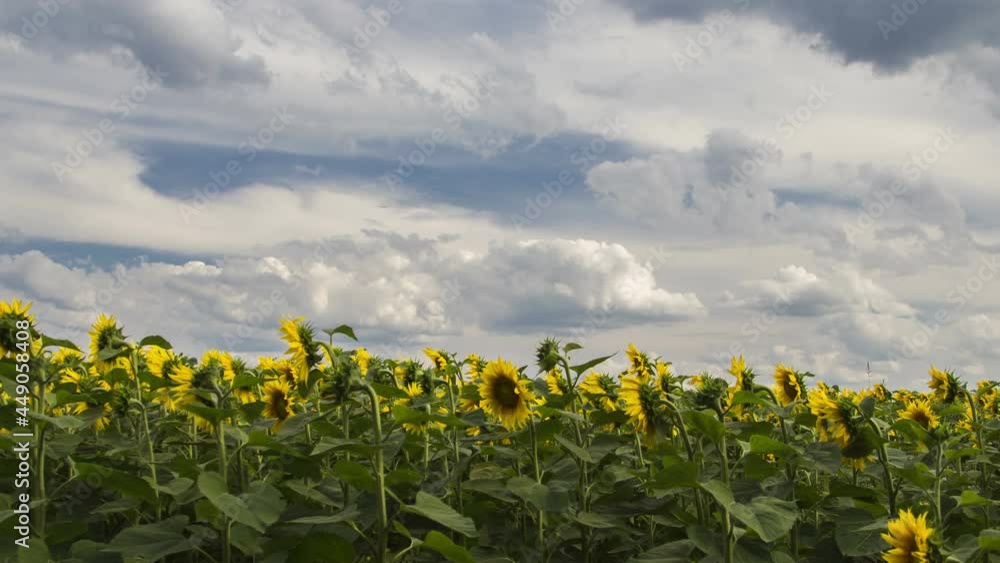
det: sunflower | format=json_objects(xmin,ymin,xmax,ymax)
[
  {"xmin": 626, "ymin": 343, "xmax": 653, "ymax": 381},
  {"xmin": 871, "ymin": 383, "xmax": 890, "ymax": 403},
  {"xmin": 546, "ymin": 368, "xmax": 570, "ymax": 396},
  {"xmin": 0, "ymin": 299, "xmax": 37, "ymax": 358},
  {"xmin": 479, "ymin": 358, "xmax": 535, "ymax": 430},
  {"xmin": 881, "ymin": 509, "xmax": 933, "ymax": 563},
  {"xmin": 352, "ymin": 347, "xmax": 372, "ymax": 375},
  {"xmin": 773, "ymin": 364, "xmax": 803, "ymax": 406},
  {"xmin": 394, "ymin": 382, "xmax": 447, "ymax": 435},
  {"xmin": 201, "ymin": 349, "xmax": 236, "ymax": 383},
  {"xmin": 59, "ymin": 365, "xmax": 114, "ymax": 431},
  {"xmin": 465, "ymin": 354, "xmax": 486, "ymax": 379},
  {"xmin": 656, "ymin": 361, "xmax": 675, "ymax": 394},
  {"xmin": 423, "ymin": 347, "xmax": 448, "ymax": 371},
  {"xmin": 395, "ymin": 360, "xmax": 433, "ymax": 394},
  {"xmin": 809, "ymin": 388, "xmax": 856, "ymax": 449},
  {"xmin": 899, "ymin": 398, "xmax": 939, "ymax": 431},
  {"xmin": 278, "ymin": 317, "xmax": 324, "ymax": 383},
  {"xmin": 579, "ymin": 372, "xmax": 618, "ymax": 413},
  {"xmin": 260, "ymin": 356, "xmax": 298, "ymax": 388},
  {"xmin": 262, "ymin": 380, "xmax": 296, "ymax": 429},
  {"xmin": 88, "ymin": 314, "xmax": 126, "ymax": 373},
  {"xmin": 620, "ymin": 374, "xmax": 663, "ymax": 444},
  {"xmin": 928, "ymin": 365, "xmax": 960, "ymax": 403},
  {"xmin": 146, "ymin": 347, "xmax": 195, "ymax": 412},
  {"xmin": 729, "ymin": 355, "xmax": 755, "ymax": 392},
  {"xmin": 535, "ymin": 337, "xmax": 561, "ymax": 373},
  {"xmin": 228, "ymin": 357, "xmax": 258, "ymax": 404}
]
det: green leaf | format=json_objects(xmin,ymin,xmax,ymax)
[
  {"xmin": 138, "ymin": 335, "xmax": 172, "ymax": 349},
  {"xmin": 700, "ymin": 481, "xmax": 797, "ymax": 542},
  {"xmin": 105, "ymin": 516, "xmax": 192, "ymax": 560},
  {"xmin": 564, "ymin": 342, "xmax": 583, "ymax": 353},
  {"xmin": 290, "ymin": 533, "xmax": 356, "ymax": 562},
  {"xmin": 730, "ymin": 390, "xmax": 771, "ymax": 408},
  {"xmin": 628, "ymin": 539, "xmax": 695, "ymax": 562},
  {"xmin": 575, "ymin": 512, "xmax": 620, "ymax": 529},
  {"xmin": 40, "ymin": 335, "xmax": 80, "ymax": 352},
  {"xmin": 553, "ymin": 433, "xmax": 594, "ymax": 462},
  {"xmin": 570, "ymin": 354, "xmax": 615, "ymax": 375},
  {"xmin": 332, "ymin": 460, "xmax": 376, "ymax": 492},
  {"xmin": 17, "ymin": 539, "xmax": 51, "ymax": 563},
  {"xmin": 804, "ymin": 442, "xmax": 842, "ymax": 474},
  {"xmin": 181, "ymin": 404, "xmax": 239, "ymax": 425},
  {"xmin": 957, "ymin": 490, "xmax": 992, "ymax": 507},
  {"xmin": 683, "ymin": 410, "xmax": 725, "ymax": 444},
  {"xmin": 421, "ymin": 530, "xmax": 475, "ymax": 563},
  {"xmin": 404, "ymin": 491, "xmax": 477, "ymax": 538},
  {"xmin": 748, "ymin": 435, "xmax": 796, "ymax": 457},
  {"xmin": 835, "ymin": 508, "xmax": 888, "ymax": 556},
  {"xmin": 858, "ymin": 396, "xmax": 876, "ymax": 418},
  {"xmin": 197, "ymin": 471, "xmax": 266, "ymax": 532},
  {"xmin": 29, "ymin": 411, "xmax": 85, "ymax": 430},
  {"xmin": 322, "ymin": 324, "xmax": 358, "ymax": 342},
  {"xmin": 75, "ymin": 463, "xmax": 157, "ymax": 503},
  {"xmin": 980, "ymin": 529, "xmax": 1000, "ymax": 551},
  {"xmin": 287, "ymin": 506, "xmax": 361, "ymax": 525},
  {"xmin": 244, "ymin": 481, "xmax": 286, "ymax": 527},
  {"xmin": 96, "ymin": 346, "xmax": 128, "ymax": 362}
]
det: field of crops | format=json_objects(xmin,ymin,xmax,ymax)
[{"xmin": 1, "ymin": 298, "xmax": 998, "ymax": 562}]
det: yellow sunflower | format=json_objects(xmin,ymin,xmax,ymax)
[
  {"xmin": 881, "ymin": 509, "xmax": 933, "ymax": 563},
  {"xmin": 278, "ymin": 317, "xmax": 323, "ymax": 383},
  {"xmin": 262, "ymin": 380, "xmax": 296, "ymax": 429},
  {"xmin": 465, "ymin": 353, "xmax": 486, "ymax": 379},
  {"xmin": 620, "ymin": 374, "xmax": 662, "ymax": 444},
  {"xmin": 88, "ymin": 314, "xmax": 125, "ymax": 372},
  {"xmin": 928, "ymin": 365, "xmax": 960, "ymax": 403},
  {"xmin": 260, "ymin": 356, "xmax": 298, "ymax": 387},
  {"xmin": 59, "ymin": 366, "xmax": 114, "ymax": 431},
  {"xmin": 394, "ymin": 382, "xmax": 447, "ymax": 435},
  {"xmin": 546, "ymin": 368, "xmax": 570, "ymax": 396},
  {"xmin": 626, "ymin": 343, "xmax": 653, "ymax": 381},
  {"xmin": 478, "ymin": 358, "xmax": 535, "ymax": 430},
  {"xmin": 201, "ymin": 349, "xmax": 237, "ymax": 383},
  {"xmin": 579, "ymin": 372, "xmax": 618, "ymax": 412},
  {"xmin": 809, "ymin": 387, "xmax": 854, "ymax": 448},
  {"xmin": 146, "ymin": 347, "xmax": 195, "ymax": 412},
  {"xmin": 0, "ymin": 299, "xmax": 36, "ymax": 358},
  {"xmin": 352, "ymin": 347, "xmax": 372, "ymax": 375},
  {"xmin": 423, "ymin": 347, "xmax": 448, "ymax": 371},
  {"xmin": 899, "ymin": 398, "xmax": 939, "ymax": 431},
  {"xmin": 773, "ymin": 364, "xmax": 803, "ymax": 406}
]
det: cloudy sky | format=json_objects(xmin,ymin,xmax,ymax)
[{"xmin": 2, "ymin": 0, "xmax": 999, "ymax": 388}]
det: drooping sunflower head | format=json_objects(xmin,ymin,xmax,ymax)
[
  {"xmin": 810, "ymin": 390, "xmax": 860, "ymax": 449},
  {"xmin": 0, "ymin": 299, "xmax": 37, "ymax": 358},
  {"xmin": 899, "ymin": 398, "xmax": 940, "ymax": 431},
  {"xmin": 88, "ymin": 314, "xmax": 126, "ymax": 371},
  {"xmin": 278, "ymin": 317, "xmax": 324, "ymax": 382},
  {"xmin": 773, "ymin": 364, "xmax": 804, "ymax": 406},
  {"xmin": 259, "ymin": 356, "xmax": 298, "ymax": 388},
  {"xmin": 881, "ymin": 509, "xmax": 933, "ymax": 563},
  {"xmin": 479, "ymin": 358, "xmax": 535, "ymax": 430},
  {"xmin": 423, "ymin": 347, "xmax": 449, "ymax": 371},
  {"xmin": 262, "ymin": 380, "xmax": 296, "ymax": 429},
  {"xmin": 928, "ymin": 365, "xmax": 960, "ymax": 403},
  {"xmin": 319, "ymin": 358, "xmax": 354, "ymax": 406},
  {"xmin": 729, "ymin": 355, "xmax": 755, "ymax": 391},
  {"xmin": 871, "ymin": 383, "xmax": 890, "ymax": 403},
  {"xmin": 535, "ymin": 337, "xmax": 562, "ymax": 373},
  {"xmin": 626, "ymin": 343, "xmax": 653, "ymax": 381},
  {"xmin": 620, "ymin": 374, "xmax": 664, "ymax": 444},
  {"xmin": 691, "ymin": 373, "xmax": 730, "ymax": 412},
  {"xmin": 228, "ymin": 357, "xmax": 258, "ymax": 404},
  {"xmin": 579, "ymin": 372, "xmax": 618, "ymax": 412}
]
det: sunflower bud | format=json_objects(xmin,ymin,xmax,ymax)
[{"xmin": 535, "ymin": 337, "xmax": 561, "ymax": 373}]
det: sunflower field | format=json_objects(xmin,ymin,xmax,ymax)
[{"xmin": 1, "ymin": 298, "xmax": 999, "ymax": 563}]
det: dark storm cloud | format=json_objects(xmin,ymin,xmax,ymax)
[{"xmin": 615, "ymin": 0, "xmax": 1000, "ymax": 70}]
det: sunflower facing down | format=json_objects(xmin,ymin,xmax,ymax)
[
  {"xmin": 881, "ymin": 509, "xmax": 933, "ymax": 563},
  {"xmin": 146, "ymin": 347, "xmax": 195, "ymax": 412},
  {"xmin": 928, "ymin": 365, "xmax": 960, "ymax": 403},
  {"xmin": 773, "ymin": 364, "xmax": 804, "ymax": 406},
  {"xmin": 625, "ymin": 344, "xmax": 653, "ymax": 381},
  {"xmin": 579, "ymin": 372, "xmax": 618, "ymax": 413},
  {"xmin": 479, "ymin": 358, "xmax": 536, "ymax": 430},
  {"xmin": 423, "ymin": 347, "xmax": 449, "ymax": 371},
  {"xmin": 899, "ymin": 398, "xmax": 940, "ymax": 431},
  {"xmin": 59, "ymin": 366, "xmax": 114, "ymax": 431},
  {"xmin": 262, "ymin": 380, "xmax": 296, "ymax": 429},
  {"xmin": 545, "ymin": 368, "xmax": 571, "ymax": 396}
]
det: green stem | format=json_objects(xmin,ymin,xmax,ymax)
[
  {"xmin": 35, "ymin": 363, "xmax": 47, "ymax": 541},
  {"xmin": 716, "ymin": 401, "xmax": 734, "ymax": 563},
  {"xmin": 528, "ymin": 416, "xmax": 545, "ymax": 556},
  {"xmin": 131, "ymin": 350, "xmax": 161, "ymax": 519},
  {"xmin": 342, "ymin": 404, "xmax": 352, "ymax": 507},
  {"xmin": 934, "ymin": 443, "xmax": 944, "ymax": 526},
  {"xmin": 444, "ymin": 373, "xmax": 464, "ymax": 515},
  {"xmin": 217, "ymin": 422, "xmax": 231, "ymax": 563},
  {"xmin": 778, "ymin": 416, "xmax": 798, "ymax": 557},
  {"xmin": 867, "ymin": 419, "xmax": 897, "ymax": 515},
  {"xmin": 362, "ymin": 384, "xmax": 388, "ymax": 563}
]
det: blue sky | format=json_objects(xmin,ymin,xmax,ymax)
[{"xmin": 1, "ymin": 0, "xmax": 999, "ymax": 388}]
